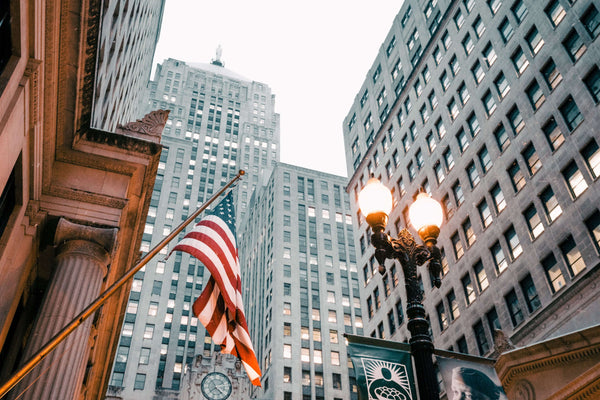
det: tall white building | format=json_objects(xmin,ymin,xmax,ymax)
[
  {"xmin": 239, "ymin": 163, "xmax": 362, "ymax": 400},
  {"xmin": 106, "ymin": 57, "xmax": 280, "ymax": 399},
  {"xmin": 343, "ymin": 0, "xmax": 600, "ymax": 396}
]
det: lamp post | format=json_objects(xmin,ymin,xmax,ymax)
[{"xmin": 359, "ymin": 177, "xmax": 443, "ymax": 400}]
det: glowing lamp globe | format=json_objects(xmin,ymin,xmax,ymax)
[
  {"xmin": 358, "ymin": 178, "xmax": 393, "ymax": 218},
  {"xmin": 409, "ymin": 193, "xmax": 443, "ymax": 240}
]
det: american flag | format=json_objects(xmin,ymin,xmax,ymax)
[{"xmin": 171, "ymin": 191, "xmax": 261, "ymax": 386}]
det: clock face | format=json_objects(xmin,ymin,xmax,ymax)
[{"xmin": 201, "ymin": 372, "xmax": 232, "ymax": 400}]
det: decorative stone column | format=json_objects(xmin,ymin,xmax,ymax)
[{"xmin": 11, "ymin": 218, "xmax": 117, "ymax": 400}]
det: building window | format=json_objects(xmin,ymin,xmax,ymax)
[
  {"xmin": 508, "ymin": 106, "xmax": 525, "ymax": 135},
  {"xmin": 454, "ymin": 9, "xmax": 465, "ymax": 29},
  {"xmin": 447, "ymin": 290, "xmax": 460, "ymax": 320},
  {"xmin": 584, "ymin": 210, "xmax": 600, "ymax": 252},
  {"xmin": 542, "ymin": 117, "xmax": 565, "ymax": 151},
  {"xmin": 512, "ymin": 0, "xmax": 528, "ymax": 23},
  {"xmin": 507, "ymin": 161, "xmax": 526, "ymax": 193},
  {"xmin": 452, "ymin": 181, "xmax": 464, "ymax": 206},
  {"xmin": 541, "ymin": 58, "xmax": 562, "ymax": 90},
  {"xmin": 526, "ymin": 26, "xmax": 544, "ymax": 55},
  {"xmin": 562, "ymin": 160, "xmax": 588, "ymax": 199},
  {"xmin": 494, "ymin": 72, "xmax": 510, "ymax": 99},
  {"xmin": 443, "ymin": 148, "xmax": 455, "ymax": 170},
  {"xmin": 437, "ymin": 302, "xmax": 448, "ymax": 331},
  {"xmin": 522, "ymin": 143, "xmax": 541, "ymax": 175},
  {"xmin": 490, "ymin": 183, "xmax": 506, "ymax": 213},
  {"xmin": 462, "ymin": 34, "xmax": 474, "ymax": 55},
  {"xmin": 441, "ymin": 71, "xmax": 450, "ymax": 92},
  {"xmin": 457, "ymin": 336, "xmax": 469, "ymax": 354},
  {"xmin": 520, "ymin": 274, "xmax": 541, "ymax": 313},
  {"xmin": 472, "ymin": 61, "xmax": 485, "ymax": 84},
  {"xmin": 526, "ymin": 80, "xmax": 545, "ymax": 110},
  {"xmin": 491, "ymin": 241, "xmax": 507, "ymax": 274},
  {"xmin": 467, "ymin": 113, "xmax": 480, "ymax": 137},
  {"xmin": 474, "ymin": 260, "xmax": 489, "ymax": 291},
  {"xmin": 560, "ymin": 235, "xmax": 586, "ymax": 276},
  {"xmin": 582, "ymin": 139, "xmax": 600, "ymax": 179},
  {"xmin": 426, "ymin": 132, "xmax": 436, "ymax": 153},
  {"xmin": 542, "ymin": 253, "xmax": 565, "ymax": 293},
  {"xmin": 494, "ymin": 125, "xmax": 510, "ymax": 152},
  {"xmin": 505, "ymin": 289, "xmax": 524, "ymax": 327},
  {"xmin": 581, "ymin": 5, "xmax": 600, "ymax": 39},
  {"xmin": 482, "ymin": 91, "xmax": 496, "ymax": 116},
  {"xmin": 458, "ymin": 83, "xmax": 470, "ymax": 105},
  {"xmin": 467, "ymin": 162, "xmax": 480, "ymax": 188},
  {"xmin": 540, "ymin": 185, "xmax": 562, "ymax": 222},
  {"xmin": 473, "ymin": 320, "xmax": 489, "ymax": 355},
  {"xmin": 498, "ymin": 18, "xmax": 513, "ymax": 42},
  {"xmin": 563, "ymin": 29, "xmax": 586, "ymax": 62},
  {"xmin": 332, "ymin": 373, "xmax": 342, "ymax": 390},
  {"xmin": 457, "ymin": 129, "xmax": 469, "ymax": 153},
  {"xmin": 478, "ymin": 200, "xmax": 492, "ymax": 228},
  {"xmin": 545, "ymin": 0, "xmax": 566, "ymax": 27},
  {"xmin": 134, "ymin": 373, "xmax": 146, "ymax": 390},
  {"xmin": 511, "ymin": 47, "xmax": 529, "ymax": 75},
  {"xmin": 559, "ymin": 96, "xmax": 583, "ymax": 131},
  {"xmin": 450, "ymin": 55, "xmax": 460, "ymax": 76},
  {"xmin": 0, "ymin": 167, "xmax": 16, "ymax": 239},
  {"xmin": 388, "ymin": 311, "xmax": 396, "ymax": 335},
  {"xmin": 451, "ymin": 232, "xmax": 464, "ymax": 260},
  {"xmin": 434, "ymin": 162, "xmax": 445, "ymax": 184},
  {"xmin": 110, "ymin": 372, "xmax": 124, "ymax": 387},
  {"xmin": 486, "ymin": 307, "xmax": 501, "ymax": 333},
  {"xmin": 523, "ymin": 203, "xmax": 544, "ymax": 240},
  {"xmin": 488, "ymin": 0, "xmax": 502, "ymax": 15},
  {"xmin": 504, "ymin": 225, "xmax": 522, "ymax": 260},
  {"xmin": 331, "ymin": 351, "xmax": 340, "ymax": 365},
  {"xmin": 462, "ymin": 273, "xmax": 476, "ymax": 305},
  {"xmin": 583, "ymin": 65, "xmax": 600, "ymax": 103}
]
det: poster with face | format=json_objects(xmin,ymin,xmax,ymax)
[{"xmin": 437, "ymin": 354, "xmax": 507, "ymax": 400}]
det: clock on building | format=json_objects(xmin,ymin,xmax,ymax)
[{"xmin": 200, "ymin": 372, "xmax": 232, "ymax": 400}]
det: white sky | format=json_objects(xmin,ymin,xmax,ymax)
[{"xmin": 153, "ymin": 1, "xmax": 403, "ymax": 177}]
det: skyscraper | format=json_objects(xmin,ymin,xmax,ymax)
[
  {"xmin": 239, "ymin": 163, "xmax": 362, "ymax": 400},
  {"xmin": 106, "ymin": 57, "xmax": 280, "ymax": 399},
  {"xmin": 92, "ymin": 0, "xmax": 166, "ymax": 131},
  {"xmin": 343, "ymin": 0, "xmax": 599, "ymax": 395}
]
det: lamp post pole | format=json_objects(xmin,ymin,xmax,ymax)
[
  {"xmin": 371, "ymin": 226, "xmax": 441, "ymax": 400},
  {"xmin": 360, "ymin": 179, "xmax": 443, "ymax": 400}
]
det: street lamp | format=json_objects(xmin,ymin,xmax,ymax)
[{"xmin": 359, "ymin": 177, "xmax": 443, "ymax": 400}]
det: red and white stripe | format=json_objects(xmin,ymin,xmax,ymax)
[{"xmin": 172, "ymin": 214, "xmax": 261, "ymax": 386}]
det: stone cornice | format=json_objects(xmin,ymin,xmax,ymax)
[{"xmin": 497, "ymin": 325, "xmax": 600, "ymax": 391}]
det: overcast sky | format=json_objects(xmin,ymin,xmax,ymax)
[{"xmin": 153, "ymin": 1, "xmax": 402, "ymax": 177}]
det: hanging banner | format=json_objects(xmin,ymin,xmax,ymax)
[
  {"xmin": 346, "ymin": 334, "xmax": 416, "ymax": 400},
  {"xmin": 435, "ymin": 349, "xmax": 507, "ymax": 400}
]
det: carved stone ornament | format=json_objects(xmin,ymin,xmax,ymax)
[
  {"xmin": 493, "ymin": 329, "xmax": 516, "ymax": 355},
  {"xmin": 116, "ymin": 109, "xmax": 170, "ymax": 139}
]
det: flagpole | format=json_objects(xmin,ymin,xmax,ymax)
[{"xmin": 0, "ymin": 170, "xmax": 246, "ymax": 399}]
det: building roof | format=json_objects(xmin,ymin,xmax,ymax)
[{"xmin": 188, "ymin": 61, "xmax": 250, "ymax": 82}]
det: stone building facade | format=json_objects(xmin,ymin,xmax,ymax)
[
  {"xmin": 343, "ymin": 0, "xmax": 600, "ymax": 396},
  {"xmin": 0, "ymin": 0, "xmax": 164, "ymax": 399}
]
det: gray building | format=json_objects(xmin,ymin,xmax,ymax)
[
  {"xmin": 343, "ymin": 0, "xmax": 600, "ymax": 393},
  {"xmin": 106, "ymin": 57, "xmax": 280, "ymax": 399},
  {"xmin": 92, "ymin": 0, "xmax": 166, "ymax": 131},
  {"xmin": 239, "ymin": 163, "xmax": 362, "ymax": 400}
]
